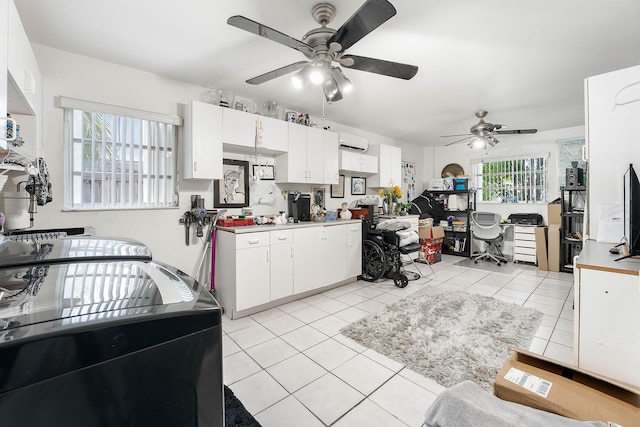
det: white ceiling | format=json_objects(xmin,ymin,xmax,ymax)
[{"xmin": 14, "ymin": 0, "xmax": 640, "ymax": 147}]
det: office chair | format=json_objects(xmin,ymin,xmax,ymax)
[{"xmin": 471, "ymin": 211, "xmax": 507, "ymax": 266}]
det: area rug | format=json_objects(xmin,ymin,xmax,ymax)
[
  {"xmin": 340, "ymin": 286, "xmax": 542, "ymax": 391},
  {"xmin": 225, "ymin": 385, "xmax": 262, "ymax": 427}
]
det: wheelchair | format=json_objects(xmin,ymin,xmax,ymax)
[{"xmin": 361, "ymin": 220, "xmax": 422, "ymax": 288}]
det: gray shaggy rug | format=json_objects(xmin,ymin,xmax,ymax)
[{"xmin": 340, "ymin": 286, "xmax": 543, "ymax": 391}]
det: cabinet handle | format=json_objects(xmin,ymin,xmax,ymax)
[
  {"xmin": 193, "ymin": 161, "xmax": 197, "ymax": 172},
  {"xmin": 289, "ymin": 246, "xmax": 293, "ymax": 257},
  {"xmin": 248, "ymin": 239, "xmax": 260, "ymax": 244},
  {"xmin": 266, "ymin": 249, "xmax": 269, "ymax": 262},
  {"xmin": 277, "ymin": 235, "xmax": 287, "ymax": 240},
  {"xmin": 4, "ymin": 117, "xmax": 17, "ymax": 142},
  {"xmin": 347, "ymin": 237, "xmax": 352, "ymax": 247}
]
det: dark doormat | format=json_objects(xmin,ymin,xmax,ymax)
[
  {"xmin": 225, "ymin": 385, "xmax": 262, "ymax": 427},
  {"xmin": 453, "ymin": 257, "xmax": 523, "ymax": 274}
]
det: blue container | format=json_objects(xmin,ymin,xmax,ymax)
[{"xmin": 453, "ymin": 178, "xmax": 468, "ymax": 191}]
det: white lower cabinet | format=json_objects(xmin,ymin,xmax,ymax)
[
  {"xmin": 216, "ymin": 222, "xmax": 362, "ymax": 318},
  {"xmin": 270, "ymin": 230, "xmax": 294, "ymax": 300}
]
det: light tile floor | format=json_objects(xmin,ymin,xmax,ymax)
[{"xmin": 222, "ymin": 254, "xmax": 575, "ymax": 427}]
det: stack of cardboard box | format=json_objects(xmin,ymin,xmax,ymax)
[
  {"xmin": 417, "ymin": 225, "xmax": 445, "ymax": 264},
  {"xmin": 535, "ymin": 200, "xmax": 562, "ymax": 271}
]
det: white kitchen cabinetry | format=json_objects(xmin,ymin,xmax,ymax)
[
  {"xmin": 575, "ymin": 241, "xmax": 640, "ymax": 388},
  {"xmin": 222, "ymin": 107, "xmax": 287, "ymax": 153},
  {"xmin": 367, "ymin": 144, "xmax": 402, "ymax": 188},
  {"xmin": 345, "ymin": 222, "xmax": 363, "ymax": 279},
  {"xmin": 269, "ymin": 229, "xmax": 294, "ymax": 300},
  {"xmin": 215, "ymin": 221, "xmax": 362, "ymax": 319},
  {"xmin": 513, "ymin": 225, "xmax": 537, "ymax": 263},
  {"xmin": 275, "ymin": 124, "xmax": 338, "ymax": 184},
  {"xmin": 339, "ymin": 149, "xmax": 378, "ymax": 175},
  {"xmin": 181, "ymin": 100, "xmax": 223, "ymax": 180},
  {"xmin": 2, "ymin": 0, "xmax": 40, "ymax": 158}
]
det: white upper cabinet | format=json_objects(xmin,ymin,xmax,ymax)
[
  {"xmin": 7, "ymin": 0, "xmax": 41, "ymax": 116},
  {"xmin": 1, "ymin": 0, "xmax": 9, "ymax": 148},
  {"xmin": 367, "ymin": 144, "xmax": 402, "ymax": 187},
  {"xmin": 275, "ymin": 123, "xmax": 338, "ymax": 184},
  {"xmin": 181, "ymin": 101, "xmax": 223, "ymax": 180},
  {"xmin": 339, "ymin": 149, "xmax": 378, "ymax": 174},
  {"xmin": 222, "ymin": 108, "xmax": 287, "ymax": 154}
]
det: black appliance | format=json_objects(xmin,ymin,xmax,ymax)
[
  {"xmin": 508, "ymin": 213, "xmax": 544, "ymax": 225},
  {"xmin": 356, "ymin": 203, "xmax": 380, "ymax": 225},
  {"xmin": 288, "ymin": 192, "xmax": 311, "ymax": 222},
  {"xmin": 0, "ymin": 235, "xmax": 223, "ymax": 427}
]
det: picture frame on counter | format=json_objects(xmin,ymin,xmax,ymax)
[
  {"xmin": 214, "ymin": 159, "xmax": 250, "ymax": 208},
  {"xmin": 311, "ymin": 186, "xmax": 326, "ymax": 208},
  {"xmin": 331, "ymin": 175, "xmax": 345, "ymax": 198},
  {"xmin": 252, "ymin": 164, "xmax": 274, "ymax": 180},
  {"xmin": 351, "ymin": 177, "xmax": 366, "ymax": 195}
]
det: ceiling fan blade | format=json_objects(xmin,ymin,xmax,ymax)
[
  {"xmin": 441, "ymin": 133, "xmax": 473, "ymax": 138},
  {"xmin": 326, "ymin": 0, "xmax": 396, "ymax": 52},
  {"xmin": 246, "ymin": 61, "xmax": 309, "ymax": 85},
  {"xmin": 444, "ymin": 136, "xmax": 474, "ymax": 147},
  {"xmin": 227, "ymin": 15, "xmax": 312, "ymax": 52},
  {"xmin": 494, "ymin": 129, "xmax": 538, "ymax": 135},
  {"xmin": 341, "ymin": 55, "xmax": 418, "ymax": 80}
]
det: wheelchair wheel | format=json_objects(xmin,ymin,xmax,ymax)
[
  {"xmin": 394, "ymin": 274, "xmax": 409, "ymax": 288},
  {"xmin": 361, "ymin": 240, "xmax": 386, "ymax": 282}
]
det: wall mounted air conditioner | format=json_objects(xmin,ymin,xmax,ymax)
[{"xmin": 339, "ymin": 132, "xmax": 369, "ymax": 152}]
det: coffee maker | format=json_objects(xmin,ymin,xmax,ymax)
[{"xmin": 287, "ymin": 192, "xmax": 311, "ymax": 222}]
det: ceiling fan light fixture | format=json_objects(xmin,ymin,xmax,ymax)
[
  {"xmin": 309, "ymin": 61, "xmax": 327, "ymax": 85},
  {"xmin": 323, "ymin": 74, "xmax": 341, "ymax": 102},
  {"xmin": 486, "ymin": 135, "xmax": 499, "ymax": 146},
  {"xmin": 331, "ymin": 66, "xmax": 352, "ymax": 93},
  {"xmin": 468, "ymin": 137, "xmax": 487, "ymax": 150},
  {"xmin": 291, "ymin": 68, "xmax": 307, "ymax": 89}
]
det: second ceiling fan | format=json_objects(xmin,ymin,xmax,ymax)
[
  {"xmin": 227, "ymin": 0, "xmax": 418, "ymax": 102},
  {"xmin": 442, "ymin": 111, "xmax": 538, "ymax": 148}
]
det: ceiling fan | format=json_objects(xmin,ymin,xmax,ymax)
[
  {"xmin": 227, "ymin": 0, "xmax": 418, "ymax": 102},
  {"xmin": 441, "ymin": 111, "xmax": 538, "ymax": 148}
]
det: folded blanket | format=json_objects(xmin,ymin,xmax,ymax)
[
  {"xmin": 424, "ymin": 381, "xmax": 612, "ymax": 427},
  {"xmin": 397, "ymin": 229, "xmax": 419, "ymax": 247}
]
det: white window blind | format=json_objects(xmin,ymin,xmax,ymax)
[
  {"xmin": 472, "ymin": 155, "xmax": 548, "ymax": 203},
  {"xmin": 60, "ymin": 97, "xmax": 179, "ymax": 210}
]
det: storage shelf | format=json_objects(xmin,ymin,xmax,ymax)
[{"xmin": 428, "ymin": 189, "xmax": 476, "ymax": 258}]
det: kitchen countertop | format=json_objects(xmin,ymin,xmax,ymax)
[{"xmin": 216, "ymin": 219, "xmax": 362, "ymax": 234}]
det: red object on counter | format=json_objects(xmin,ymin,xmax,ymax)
[{"xmin": 216, "ymin": 217, "xmax": 254, "ymax": 227}]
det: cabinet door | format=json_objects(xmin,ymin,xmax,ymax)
[
  {"xmin": 339, "ymin": 150, "xmax": 362, "ymax": 171},
  {"xmin": 360, "ymin": 153, "xmax": 379, "ymax": 174},
  {"xmin": 270, "ymin": 230, "xmax": 294, "ymax": 300},
  {"xmin": 324, "ymin": 225, "xmax": 348, "ymax": 285},
  {"xmin": 322, "ymin": 130, "xmax": 339, "ymax": 185},
  {"xmin": 1, "ymin": 0, "xmax": 8, "ymax": 149},
  {"xmin": 222, "ymin": 107, "xmax": 256, "ymax": 148},
  {"xmin": 286, "ymin": 124, "xmax": 308, "ymax": 183},
  {"xmin": 306, "ymin": 127, "xmax": 324, "ymax": 184},
  {"xmin": 236, "ymin": 245, "xmax": 270, "ymax": 310},
  {"xmin": 345, "ymin": 223, "xmax": 363, "ymax": 278},
  {"xmin": 182, "ymin": 101, "xmax": 223, "ymax": 179},
  {"xmin": 389, "ymin": 145, "xmax": 402, "ymax": 186},
  {"xmin": 259, "ymin": 115, "xmax": 288, "ymax": 152},
  {"xmin": 579, "ymin": 268, "xmax": 640, "ymax": 387},
  {"xmin": 293, "ymin": 227, "xmax": 325, "ymax": 293}
]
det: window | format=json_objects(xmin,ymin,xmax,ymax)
[
  {"xmin": 60, "ymin": 97, "xmax": 180, "ymax": 210},
  {"xmin": 472, "ymin": 155, "xmax": 548, "ymax": 203}
]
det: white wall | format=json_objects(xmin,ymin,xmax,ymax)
[
  {"xmin": 28, "ymin": 43, "xmax": 424, "ymax": 275},
  {"xmin": 432, "ymin": 126, "xmax": 585, "ymax": 225},
  {"xmin": 585, "ymin": 64, "xmax": 640, "ymax": 241}
]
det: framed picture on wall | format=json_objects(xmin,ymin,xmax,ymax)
[
  {"xmin": 252, "ymin": 164, "xmax": 274, "ymax": 180},
  {"xmin": 311, "ymin": 186, "xmax": 326, "ymax": 208},
  {"xmin": 351, "ymin": 177, "xmax": 366, "ymax": 195},
  {"xmin": 331, "ymin": 175, "xmax": 345, "ymax": 198},
  {"xmin": 214, "ymin": 159, "xmax": 250, "ymax": 208}
]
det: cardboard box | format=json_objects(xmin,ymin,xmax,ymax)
[
  {"xmin": 548, "ymin": 198, "xmax": 562, "ymax": 226},
  {"xmin": 495, "ymin": 349, "xmax": 640, "ymax": 426},
  {"xmin": 534, "ymin": 227, "xmax": 549, "ymax": 271},
  {"xmin": 419, "ymin": 225, "xmax": 445, "ymax": 241},
  {"xmin": 548, "ymin": 224, "xmax": 561, "ymax": 271}
]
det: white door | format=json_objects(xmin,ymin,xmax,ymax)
[
  {"xmin": 306, "ymin": 127, "xmax": 324, "ymax": 184},
  {"xmin": 270, "ymin": 230, "xmax": 294, "ymax": 300},
  {"xmin": 259, "ymin": 115, "xmax": 288, "ymax": 152},
  {"xmin": 235, "ymin": 232, "xmax": 270, "ymax": 311},
  {"xmin": 222, "ymin": 107, "xmax": 256, "ymax": 148},
  {"xmin": 293, "ymin": 227, "xmax": 325, "ymax": 293},
  {"xmin": 287, "ymin": 124, "xmax": 309, "ymax": 183},
  {"xmin": 345, "ymin": 223, "xmax": 363, "ymax": 278},
  {"xmin": 324, "ymin": 225, "xmax": 348, "ymax": 285},
  {"xmin": 323, "ymin": 130, "xmax": 339, "ymax": 185}
]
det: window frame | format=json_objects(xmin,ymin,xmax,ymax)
[
  {"xmin": 60, "ymin": 97, "xmax": 181, "ymax": 211},
  {"xmin": 472, "ymin": 153, "xmax": 549, "ymax": 204}
]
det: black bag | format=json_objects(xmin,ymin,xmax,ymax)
[{"xmin": 409, "ymin": 191, "xmax": 446, "ymax": 222}]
